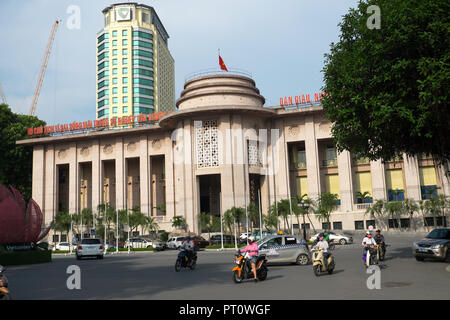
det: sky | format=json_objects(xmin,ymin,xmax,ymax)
[{"xmin": 0, "ymin": 0, "xmax": 360, "ymax": 125}]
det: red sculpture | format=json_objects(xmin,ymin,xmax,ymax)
[{"xmin": 0, "ymin": 184, "xmax": 51, "ymax": 244}]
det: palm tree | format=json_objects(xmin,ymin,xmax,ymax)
[
  {"xmin": 247, "ymin": 202, "xmax": 260, "ymax": 233},
  {"xmin": 384, "ymin": 201, "xmax": 405, "ymax": 230},
  {"xmin": 418, "ymin": 200, "xmax": 427, "ymax": 229},
  {"xmin": 263, "ymin": 209, "xmax": 278, "ymax": 232},
  {"xmin": 269, "ymin": 199, "xmax": 292, "ymax": 232},
  {"xmin": 171, "ymin": 216, "xmax": 187, "ymax": 232},
  {"xmin": 295, "ymin": 194, "xmax": 317, "ymax": 234},
  {"xmin": 314, "ymin": 192, "xmax": 339, "ymax": 229},
  {"xmin": 356, "ymin": 191, "xmax": 372, "ymax": 203},
  {"xmin": 223, "ymin": 209, "xmax": 234, "ymax": 235},
  {"xmin": 403, "ymin": 198, "xmax": 419, "ymax": 231},
  {"xmin": 52, "ymin": 211, "xmax": 71, "ymax": 241},
  {"xmin": 144, "ymin": 217, "xmax": 159, "ymax": 239},
  {"xmin": 365, "ymin": 199, "xmax": 385, "ymax": 228}
]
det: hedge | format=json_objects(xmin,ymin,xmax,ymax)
[{"xmin": 0, "ymin": 249, "xmax": 52, "ymax": 266}]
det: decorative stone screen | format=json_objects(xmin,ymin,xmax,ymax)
[
  {"xmin": 248, "ymin": 140, "xmax": 262, "ymax": 167},
  {"xmin": 195, "ymin": 120, "xmax": 219, "ymax": 168}
]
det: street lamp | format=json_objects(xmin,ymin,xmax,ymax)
[{"xmin": 299, "ymin": 200, "xmax": 310, "ymax": 241}]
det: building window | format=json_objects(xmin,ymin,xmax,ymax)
[
  {"xmin": 142, "ymin": 12, "xmax": 150, "ymax": 24},
  {"xmin": 133, "ymin": 49, "xmax": 153, "ymax": 58},
  {"xmin": 133, "ymin": 40, "xmax": 153, "ymax": 49},
  {"xmin": 112, "ymin": 59, "xmax": 117, "ymax": 66},
  {"xmin": 123, "ymin": 87, "xmax": 128, "ymax": 94},
  {"xmin": 112, "ymin": 40, "xmax": 118, "ymax": 47},
  {"xmin": 112, "ymin": 87, "xmax": 118, "ymax": 94},
  {"xmin": 133, "ymin": 78, "xmax": 153, "ymax": 86},
  {"xmin": 133, "ymin": 59, "xmax": 153, "ymax": 68},
  {"xmin": 113, "ymin": 97, "xmax": 118, "ymax": 104},
  {"xmin": 113, "ymin": 78, "xmax": 118, "ymax": 85},
  {"xmin": 333, "ymin": 222, "xmax": 342, "ymax": 230},
  {"xmin": 123, "ymin": 106, "xmax": 128, "ymax": 113},
  {"xmin": 113, "ymin": 68, "xmax": 118, "ymax": 75},
  {"xmin": 123, "ymin": 67, "xmax": 128, "ymax": 74},
  {"xmin": 133, "ymin": 68, "xmax": 153, "ymax": 76},
  {"xmin": 323, "ymin": 146, "xmax": 337, "ymax": 167},
  {"xmin": 436, "ymin": 216, "xmax": 447, "ymax": 227},
  {"xmin": 365, "ymin": 220, "xmax": 376, "ymax": 229},
  {"xmin": 113, "ymin": 49, "xmax": 117, "ymax": 56},
  {"xmin": 123, "ymin": 77, "xmax": 128, "ymax": 84},
  {"xmin": 123, "ymin": 39, "xmax": 128, "ymax": 46},
  {"xmin": 301, "ymin": 223, "xmax": 310, "ymax": 230},
  {"xmin": 61, "ymin": 234, "xmax": 67, "ymax": 242},
  {"xmin": 388, "ymin": 219, "xmax": 400, "ymax": 229},
  {"xmin": 113, "ymin": 107, "xmax": 118, "ymax": 114},
  {"xmin": 322, "ymin": 222, "xmax": 331, "ymax": 230},
  {"xmin": 112, "ymin": 30, "xmax": 117, "ymax": 37},
  {"xmin": 123, "ymin": 49, "xmax": 128, "ymax": 55},
  {"xmin": 133, "ymin": 97, "xmax": 153, "ymax": 105},
  {"xmin": 123, "ymin": 58, "xmax": 128, "ymax": 65},
  {"xmin": 400, "ymin": 218, "xmax": 410, "ymax": 229},
  {"xmin": 133, "ymin": 87, "xmax": 153, "ymax": 96},
  {"xmin": 52, "ymin": 235, "xmax": 60, "ymax": 243},
  {"xmin": 122, "ymin": 30, "xmax": 128, "ymax": 36},
  {"xmin": 388, "ymin": 189, "xmax": 404, "ymax": 201},
  {"xmin": 354, "ymin": 220, "xmax": 364, "ymax": 230},
  {"xmin": 195, "ymin": 120, "xmax": 219, "ymax": 168},
  {"xmin": 123, "ymin": 97, "xmax": 128, "ymax": 103},
  {"xmin": 424, "ymin": 217, "xmax": 435, "ymax": 227}
]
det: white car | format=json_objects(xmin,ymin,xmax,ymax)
[
  {"xmin": 76, "ymin": 238, "xmax": 104, "ymax": 260},
  {"xmin": 309, "ymin": 232, "xmax": 353, "ymax": 245},
  {"xmin": 53, "ymin": 242, "xmax": 74, "ymax": 251},
  {"xmin": 125, "ymin": 237, "xmax": 154, "ymax": 249},
  {"xmin": 167, "ymin": 236, "xmax": 187, "ymax": 249}
]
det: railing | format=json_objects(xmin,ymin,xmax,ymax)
[
  {"xmin": 184, "ymin": 68, "xmax": 253, "ymax": 82},
  {"xmin": 356, "ymin": 203, "xmax": 372, "ymax": 210},
  {"xmin": 293, "ymin": 162, "xmax": 307, "ymax": 169},
  {"xmin": 322, "ymin": 159, "xmax": 338, "ymax": 167},
  {"xmin": 354, "ymin": 157, "xmax": 370, "ymax": 165}
]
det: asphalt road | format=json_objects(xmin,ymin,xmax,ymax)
[{"xmin": 5, "ymin": 234, "xmax": 450, "ymax": 300}]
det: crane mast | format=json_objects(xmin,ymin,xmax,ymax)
[{"xmin": 29, "ymin": 20, "xmax": 60, "ymax": 116}]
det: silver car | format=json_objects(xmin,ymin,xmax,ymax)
[{"xmin": 256, "ymin": 234, "xmax": 310, "ymax": 265}]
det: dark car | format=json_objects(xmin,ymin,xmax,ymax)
[
  {"xmin": 209, "ymin": 234, "xmax": 235, "ymax": 245},
  {"xmin": 413, "ymin": 228, "xmax": 450, "ymax": 262},
  {"xmin": 192, "ymin": 236, "xmax": 209, "ymax": 250}
]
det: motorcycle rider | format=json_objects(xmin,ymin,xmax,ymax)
[
  {"xmin": 181, "ymin": 235, "xmax": 195, "ymax": 266},
  {"xmin": 240, "ymin": 236, "xmax": 259, "ymax": 282},
  {"xmin": 374, "ymin": 229, "xmax": 386, "ymax": 257},
  {"xmin": 313, "ymin": 233, "xmax": 330, "ymax": 267},
  {"xmin": 362, "ymin": 231, "xmax": 377, "ymax": 262}
]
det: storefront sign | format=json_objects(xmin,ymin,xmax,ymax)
[
  {"xmin": 27, "ymin": 111, "xmax": 173, "ymax": 137},
  {"xmin": 279, "ymin": 92, "xmax": 326, "ymax": 106}
]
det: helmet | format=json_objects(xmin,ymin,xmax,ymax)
[
  {"xmin": 376, "ymin": 229, "xmax": 381, "ymax": 233},
  {"xmin": 248, "ymin": 236, "xmax": 255, "ymax": 243},
  {"xmin": 319, "ymin": 233, "xmax": 325, "ymax": 239},
  {"xmin": 366, "ymin": 231, "xmax": 372, "ymax": 237}
]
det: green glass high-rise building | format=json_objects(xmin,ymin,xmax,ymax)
[{"xmin": 96, "ymin": 3, "xmax": 175, "ymax": 120}]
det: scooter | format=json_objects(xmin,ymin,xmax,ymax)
[
  {"xmin": 377, "ymin": 242, "xmax": 386, "ymax": 261},
  {"xmin": 0, "ymin": 265, "xmax": 11, "ymax": 300},
  {"xmin": 312, "ymin": 248, "xmax": 335, "ymax": 276},
  {"xmin": 363, "ymin": 245, "xmax": 378, "ymax": 268},
  {"xmin": 175, "ymin": 248, "xmax": 197, "ymax": 272},
  {"xmin": 232, "ymin": 250, "xmax": 268, "ymax": 283}
]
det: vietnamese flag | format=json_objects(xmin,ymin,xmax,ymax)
[{"xmin": 219, "ymin": 55, "xmax": 228, "ymax": 71}]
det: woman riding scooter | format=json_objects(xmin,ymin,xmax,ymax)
[{"xmin": 239, "ymin": 236, "xmax": 259, "ymax": 282}]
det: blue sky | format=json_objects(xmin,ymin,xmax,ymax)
[{"xmin": 0, "ymin": 0, "xmax": 360, "ymax": 125}]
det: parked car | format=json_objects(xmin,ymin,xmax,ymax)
[
  {"xmin": 209, "ymin": 234, "xmax": 235, "ymax": 245},
  {"xmin": 191, "ymin": 236, "xmax": 209, "ymax": 250},
  {"xmin": 53, "ymin": 242, "xmax": 74, "ymax": 251},
  {"xmin": 125, "ymin": 237, "xmax": 155, "ymax": 249},
  {"xmin": 257, "ymin": 234, "xmax": 310, "ymax": 265},
  {"xmin": 147, "ymin": 239, "xmax": 166, "ymax": 251},
  {"xmin": 76, "ymin": 238, "xmax": 104, "ymax": 260},
  {"xmin": 167, "ymin": 236, "xmax": 187, "ymax": 249},
  {"xmin": 309, "ymin": 232, "xmax": 353, "ymax": 245},
  {"xmin": 413, "ymin": 228, "xmax": 450, "ymax": 262},
  {"xmin": 251, "ymin": 230, "xmax": 277, "ymax": 241}
]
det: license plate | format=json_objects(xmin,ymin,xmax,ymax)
[{"xmin": 418, "ymin": 247, "xmax": 428, "ymax": 252}]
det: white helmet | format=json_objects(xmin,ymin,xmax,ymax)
[{"xmin": 248, "ymin": 236, "xmax": 255, "ymax": 242}]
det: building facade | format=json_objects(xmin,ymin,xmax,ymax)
[
  {"xmin": 19, "ymin": 73, "xmax": 450, "ymax": 243},
  {"xmin": 96, "ymin": 3, "xmax": 175, "ymax": 120}
]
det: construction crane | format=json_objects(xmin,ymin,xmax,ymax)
[
  {"xmin": 0, "ymin": 84, "xmax": 7, "ymax": 105},
  {"xmin": 29, "ymin": 20, "xmax": 60, "ymax": 116}
]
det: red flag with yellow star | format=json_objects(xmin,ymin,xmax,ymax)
[{"xmin": 219, "ymin": 54, "xmax": 228, "ymax": 72}]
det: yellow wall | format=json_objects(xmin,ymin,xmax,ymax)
[
  {"xmin": 419, "ymin": 167, "xmax": 437, "ymax": 186},
  {"xmin": 296, "ymin": 176, "xmax": 308, "ymax": 198},
  {"xmin": 355, "ymin": 172, "xmax": 372, "ymax": 195},
  {"xmin": 386, "ymin": 169, "xmax": 404, "ymax": 190},
  {"xmin": 325, "ymin": 174, "xmax": 340, "ymax": 198}
]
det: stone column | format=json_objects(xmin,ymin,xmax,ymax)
[
  {"xmin": 304, "ymin": 115, "xmax": 321, "ymax": 199},
  {"xmin": 337, "ymin": 150, "xmax": 354, "ymax": 212},
  {"xmin": 183, "ymin": 119, "xmax": 195, "ymax": 233},
  {"xmin": 139, "ymin": 135, "xmax": 150, "ymax": 215},
  {"xmin": 92, "ymin": 140, "xmax": 101, "ymax": 213},
  {"xmin": 370, "ymin": 160, "xmax": 387, "ymax": 201},
  {"xmin": 164, "ymin": 134, "xmax": 175, "ymax": 221},
  {"xmin": 68, "ymin": 142, "xmax": 78, "ymax": 214},
  {"xmin": 32, "ymin": 145, "xmax": 45, "ymax": 218},
  {"xmin": 403, "ymin": 155, "xmax": 421, "ymax": 200},
  {"xmin": 44, "ymin": 145, "xmax": 56, "ymax": 226},
  {"xmin": 115, "ymin": 137, "xmax": 125, "ymax": 211}
]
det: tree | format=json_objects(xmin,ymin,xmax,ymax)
[
  {"xmin": 403, "ymin": 198, "xmax": 419, "ymax": 231},
  {"xmin": 171, "ymin": 216, "xmax": 187, "ymax": 231},
  {"xmin": 263, "ymin": 209, "xmax": 278, "ymax": 232},
  {"xmin": 223, "ymin": 209, "xmax": 234, "ymax": 235},
  {"xmin": 384, "ymin": 201, "xmax": 405, "ymax": 229},
  {"xmin": 247, "ymin": 202, "xmax": 260, "ymax": 233},
  {"xmin": 52, "ymin": 211, "xmax": 71, "ymax": 238},
  {"xmin": 198, "ymin": 212, "xmax": 220, "ymax": 240},
  {"xmin": 321, "ymin": 0, "xmax": 450, "ymax": 164},
  {"xmin": 365, "ymin": 199, "xmax": 386, "ymax": 229},
  {"xmin": 295, "ymin": 195, "xmax": 317, "ymax": 233},
  {"xmin": 0, "ymin": 104, "xmax": 46, "ymax": 201},
  {"xmin": 314, "ymin": 193, "xmax": 339, "ymax": 229},
  {"xmin": 356, "ymin": 191, "xmax": 372, "ymax": 203},
  {"xmin": 269, "ymin": 199, "xmax": 293, "ymax": 232}
]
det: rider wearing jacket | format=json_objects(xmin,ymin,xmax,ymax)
[
  {"xmin": 314, "ymin": 233, "xmax": 330, "ymax": 267},
  {"xmin": 240, "ymin": 236, "xmax": 259, "ymax": 282},
  {"xmin": 362, "ymin": 231, "xmax": 377, "ymax": 261},
  {"xmin": 374, "ymin": 230, "xmax": 386, "ymax": 256},
  {"xmin": 181, "ymin": 235, "xmax": 195, "ymax": 265}
]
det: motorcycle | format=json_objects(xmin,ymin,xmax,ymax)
[
  {"xmin": 0, "ymin": 265, "xmax": 11, "ymax": 300},
  {"xmin": 175, "ymin": 248, "xmax": 197, "ymax": 272},
  {"xmin": 376, "ymin": 242, "xmax": 386, "ymax": 261},
  {"xmin": 311, "ymin": 248, "xmax": 335, "ymax": 276},
  {"xmin": 232, "ymin": 250, "xmax": 268, "ymax": 283},
  {"xmin": 363, "ymin": 245, "xmax": 378, "ymax": 268}
]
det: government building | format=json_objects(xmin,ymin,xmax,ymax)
[{"xmin": 18, "ymin": 72, "xmax": 450, "ymax": 241}]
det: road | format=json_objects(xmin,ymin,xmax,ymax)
[{"xmin": 5, "ymin": 234, "xmax": 450, "ymax": 300}]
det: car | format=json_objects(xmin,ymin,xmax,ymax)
[
  {"xmin": 309, "ymin": 232, "xmax": 353, "ymax": 245},
  {"xmin": 256, "ymin": 234, "xmax": 310, "ymax": 265},
  {"xmin": 167, "ymin": 236, "xmax": 187, "ymax": 249},
  {"xmin": 148, "ymin": 239, "xmax": 166, "ymax": 251},
  {"xmin": 76, "ymin": 238, "xmax": 104, "ymax": 260},
  {"xmin": 191, "ymin": 236, "xmax": 209, "ymax": 250},
  {"xmin": 53, "ymin": 242, "xmax": 74, "ymax": 251},
  {"xmin": 209, "ymin": 234, "xmax": 235, "ymax": 245},
  {"xmin": 413, "ymin": 228, "xmax": 450, "ymax": 262},
  {"xmin": 125, "ymin": 237, "xmax": 160, "ymax": 249}
]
